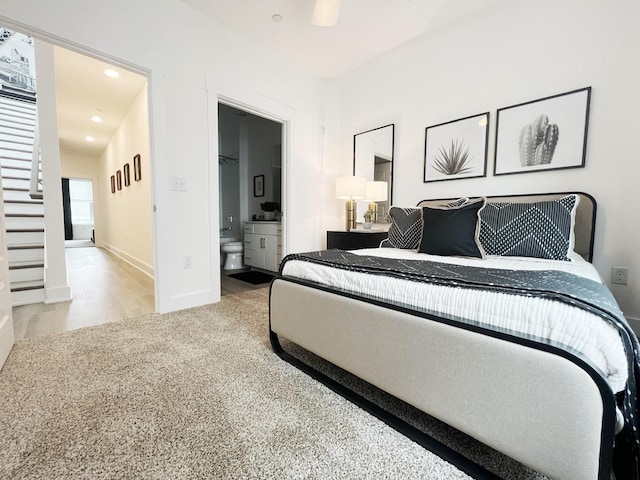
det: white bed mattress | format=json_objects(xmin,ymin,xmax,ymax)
[{"xmin": 281, "ymin": 248, "xmax": 628, "ymax": 393}]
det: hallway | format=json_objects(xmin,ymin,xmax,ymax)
[{"xmin": 13, "ymin": 246, "xmax": 155, "ymax": 340}]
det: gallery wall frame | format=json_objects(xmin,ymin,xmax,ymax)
[
  {"xmin": 423, "ymin": 112, "xmax": 489, "ymax": 183},
  {"xmin": 116, "ymin": 170, "xmax": 122, "ymax": 190},
  {"xmin": 110, "ymin": 175, "xmax": 115, "ymax": 194},
  {"xmin": 254, "ymin": 174, "xmax": 264, "ymax": 197},
  {"xmin": 123, "ymin": 163, "xmax": 131, "ymax": 186},
  {"xmin": 133, "ymin": 153, "xmax": 142, "ymax": 181},
  {"xmin": 494, "ymin": 87, "xmax": 591, "ymax": 176}
]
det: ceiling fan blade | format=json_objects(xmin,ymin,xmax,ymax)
[{"xmin": 311, "ymin": 0, "xmax": 342, "ymax": 27}]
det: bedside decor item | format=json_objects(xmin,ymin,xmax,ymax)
[
  {"xmin": 133, "ymin": 154, "xmax": 142, "ymax": 181},
  {"xmin": 336, "ymin": 176, "xmax": 366, "ymax": 231},
  {"xmin": 362, "ymin": 210, "xmax": 373, "ymax": 229},
  {"xmin": 423, "ymin": 112, "xmax": 489, "ymax": 183},
  {"xmin": 364, "ymin": 181, "xmax": 388, "ymax": 223},
  {"xmin": 495, "ymin": 87, "xmax": 591, "ymax": 176},
  {"xmin": 254, "ymin": 175, "xmax": 265, "ymax": 197}
]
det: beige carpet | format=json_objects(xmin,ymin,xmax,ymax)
[{"xmin": 0, "ymin": 289, "xmax": 544, "ymax": 479}]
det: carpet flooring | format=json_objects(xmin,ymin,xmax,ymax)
[{"xmin": 0, "ymin": 289, "xmax": 547, "ymax": 479}]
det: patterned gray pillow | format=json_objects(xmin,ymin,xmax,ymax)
[
  {"xmin": 383, "ymin": 198, "xmax": 469, "ymax": 249},
  {"xmin": 384, "ymin": 207, "xmax": 423, "ymax": 249},
  {"xmin": 479, "ymin": 194, "xmax": 579, "ymax": 260}
]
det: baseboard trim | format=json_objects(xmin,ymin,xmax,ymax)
[
  {"xmin": 101, "ymin": 242, "xmax": 154, "ymax": 278},
  {"xmin": 44, "ymin": 285, "xmax": 72, "ymax": 304}
]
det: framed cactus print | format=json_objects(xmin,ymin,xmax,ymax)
[
  {"xmin": 494, "ymin": 87, "xmax": 591, "ymax": 176},
  {"xmin": 423, "ymin": 112, "xmax": 489, "ymax": 183}
]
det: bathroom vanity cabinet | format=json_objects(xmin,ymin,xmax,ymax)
[{"xmin": 243, "ymin": 222, "xmax": 283, "ymax": 272}]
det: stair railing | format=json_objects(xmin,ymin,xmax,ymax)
[{"xmin": 29, "ymin": 111, "xmax": 43, "ymax": 200}]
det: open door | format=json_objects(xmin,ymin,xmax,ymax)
[{"xmin": 0, "ymin": 185, "xmax": 14, "ymax": 369}]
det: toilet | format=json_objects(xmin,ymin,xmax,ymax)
[{"xmin": 221, "ymin": 237, "xmax": 244, "ymax": 270}]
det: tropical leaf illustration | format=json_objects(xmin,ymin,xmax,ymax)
[{"xmin": 432, "ymin": 138, "xmax": 474, "ymax": 175}]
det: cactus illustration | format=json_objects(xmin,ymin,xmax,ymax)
[{"xmin": 519, "ymin": 114, "xmax": 559, "ymax": 166}]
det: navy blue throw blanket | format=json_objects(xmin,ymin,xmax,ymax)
[{"xmin": 281, "ymin": 250, "xmax": 640, "ymax": 479}]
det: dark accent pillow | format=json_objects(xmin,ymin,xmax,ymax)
[
  {"xmin": 382, "ymin": 198, "xmax": 469, "ymax": 249},
  {"xmin": 418, "ymin": 198, "xmax": 486, "ymax": 258},
  {"xmin": 478, "ymin": 194, "xmax": 578, "ymax": 261}
]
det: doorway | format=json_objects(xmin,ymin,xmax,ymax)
[
  {"xmin": 62, "ymin": 178, "xmax": 95, "ymax": 247},
  {"xmin": 217, "ymin": 102, "xmax": 284, "ymax": 295},
  {"xmin": 2, "ymin": 26, "xmax": 157, "ymax": 338}
]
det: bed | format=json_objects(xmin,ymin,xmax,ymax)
[{"xmin": 268, "ymin": 192, "xmax": 639, "ymax": 480}]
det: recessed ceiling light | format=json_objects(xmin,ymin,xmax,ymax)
[
  {"xmin": 91, "ymin": 115, "xmax": 103, "ymax": 123},
  {"xmin": 272, "ymin": 14, "xmax": 283, "ymax": 22},
  {"xmin": 104, "ymin": 69, "xmax": 119, "ymax": 78},
  {"xmin": 85, "ymin": 136, "xmax": 95, "ymax": 142}
]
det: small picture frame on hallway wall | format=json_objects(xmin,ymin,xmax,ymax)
[
  {"xmin": 133, "ymin": 153, "xmax": 142, "ymax": 181},
  {"xmin": 116, "ymin": 170, "xmax": 122, "ymax": 190},
  {"xmin": 254, "ymin": 175, "xmax": 264, "ymax": 197},
  {"xmin": 110, "ymin": 175, "xmax": 116, "ymax": 194},
  {"xmin": 123, "ymin": 163, "xmax": 131, "ymax": 186}
]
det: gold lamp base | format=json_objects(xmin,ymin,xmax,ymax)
[
  {"xmin": 368, "ymin": 201, "xmax": 378, "ymax": 223},
  {"xmin": 345, "ymin": 199, "xmax": 357, "ymax": 231}
]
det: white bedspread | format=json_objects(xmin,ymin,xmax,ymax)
[{"xmin": 281, "ymin": 248, "xmax": 628, "ymax": 393}]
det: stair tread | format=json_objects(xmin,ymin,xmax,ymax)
[
  {"xmin": 3, "ymin": 199, "xmax": 44, "ymax": 204},
  {"xmin": 6, "ymin": 213, "xmax": 45, "ymax": 217},
  {"xmin": 6, "ymin": 227, "xmax": 45, "ymax": 232},
  {"xmin": 9, "ymin": 260, "xmax": 44, "ymax": 269},
  {"xmin": 7, "ymin": 243, "xmax": 44, "ymax": 250},
  {"xmin": 10, "ymin": 280, "xmax": 45, "ymax": 292}
]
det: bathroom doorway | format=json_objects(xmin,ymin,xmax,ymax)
[{"xmin": 217, "ymin": 102, "xmax": 283, "ymax": 294}]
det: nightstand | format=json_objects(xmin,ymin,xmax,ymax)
[{"xmin": 326, "ymin": 230, "xmax": 388, "ymax": 250}]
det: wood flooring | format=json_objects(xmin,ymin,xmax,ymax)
[{"xmin": 12, "ymin": 247, "xmax": 268, "ymax": 341}]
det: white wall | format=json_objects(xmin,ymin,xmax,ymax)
[
  {"xmin": 330, "ymin": 0, "xmax": 640, "ymax": 318},
  {"xmin": 98, "ymin": 85, "xmax": 153, "ymax": 276},
  {"xmin": 0, "ymin": 0, "xmax": 330, "ymax": 313}
]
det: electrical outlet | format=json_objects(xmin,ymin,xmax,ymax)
[
  {"xmin": 611, "ymin": 267, "xmax": 628, "ymax": 285},
  {"xmin": 183, "ymin": 255, "xmax": 193, "ymax": 269},
  {"xmin": 171, "ymin": 176, "xmax": 187, "ymax": 192}
]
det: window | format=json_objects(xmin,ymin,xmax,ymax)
[{"xmin": 69, "ymin": 179, "xmax": 94, "ymax": 225}]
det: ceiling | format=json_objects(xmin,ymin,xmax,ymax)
[
  {"xmin": 51, "ymin": 0, "xmax": 507, "ymax": 158},
  {"xmin": 54, "ymin": 46, "xmax": 147, "ymax": 158},
  {"xmin": 180, "ymin": 0, "xmax": 453, "ymax": 79}
]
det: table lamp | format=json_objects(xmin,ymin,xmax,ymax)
[
  {"xmin": 364, "ymin": 181, "xmax": 388, "ymax": 223},
  {"xmin": 336, "ymin": 176, "xmax": 366, "ymax": 231}
]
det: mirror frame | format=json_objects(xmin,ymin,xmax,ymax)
[{"xmin": 353, "ymin": 123, "xmax": 395, "ymax": 223}]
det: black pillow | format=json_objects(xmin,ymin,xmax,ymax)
[{"xmin": 418, "ymin": 198, "xmax": 486, "ymax": 258}]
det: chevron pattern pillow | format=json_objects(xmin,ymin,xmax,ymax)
[
  {"xmin": 384, "ymin": 207, "xmax": 423, "ymax": 249},
  {"xmin": 479, "ymin": 194, "xmax": 579, "ymax": 261}
]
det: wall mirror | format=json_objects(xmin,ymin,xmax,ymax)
[{"xmin": 353, "ymin": 124, "xmax": 394, "ymax": 223}]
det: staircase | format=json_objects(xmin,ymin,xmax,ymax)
[{"xmin": 0, "ymin": 94, "xmax": 45, "ymax": 306}]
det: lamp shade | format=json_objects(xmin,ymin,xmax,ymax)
[
  {"xmin": 336, "ymin": 176, "xmax": 366, "ymax": 199},
  {"xmin": 365, "ymin": 181, "xmax": 388, "ymax": 201}
]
